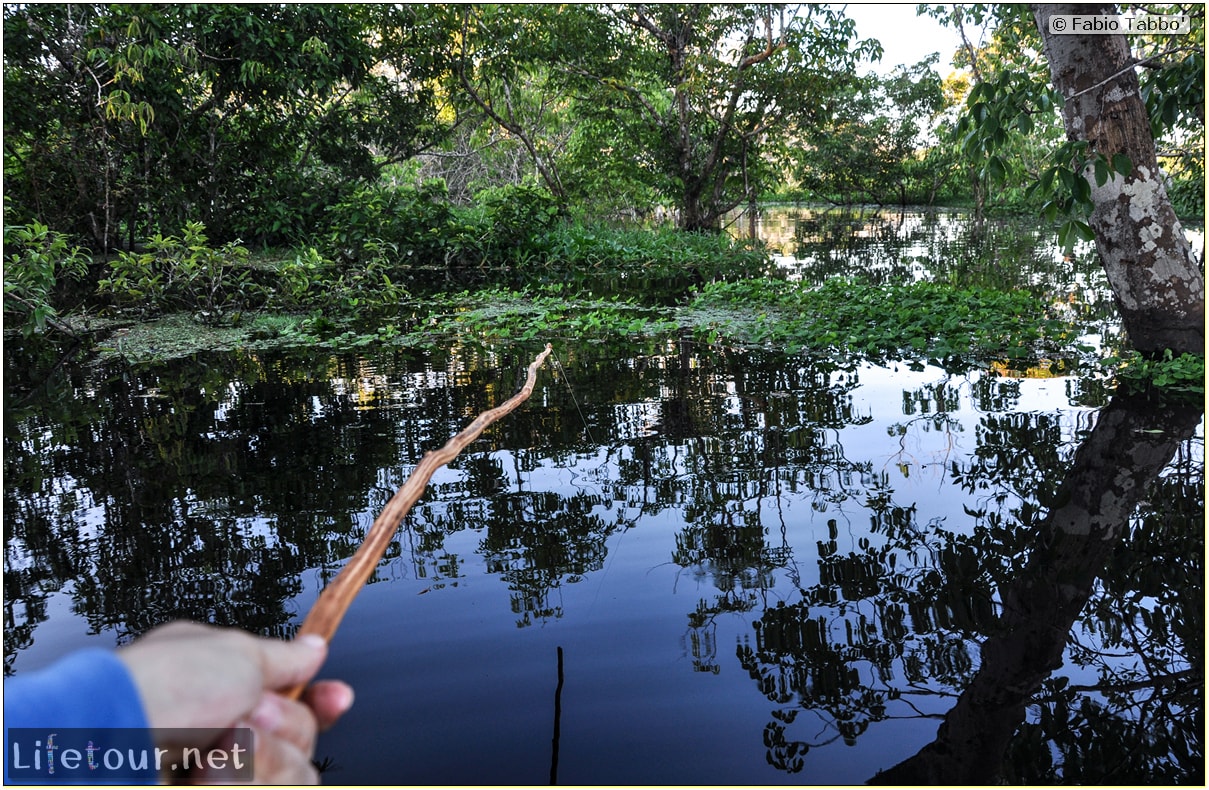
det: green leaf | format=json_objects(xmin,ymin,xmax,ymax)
[
  {"xmin": 986, "ymin": 155, "xmax": 1007, "ymax": 183},
  {"xmin": 1058, "ymin": 220, "xmax": 1076, "ymax": 250},
  {"xmin": 1039, "ymin": 167, "xmax": 1058, "ymax": 192},
  {"xmin": 1072, "ymin": 176, "xmax": 1092, "ymax": 205}
]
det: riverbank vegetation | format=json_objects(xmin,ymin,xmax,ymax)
[
  {"xmin": 3, "ymin": 4, "xmax": 1203, "ymax": 394},
  {"xmin": 15, "ymin": 205, "xmax": 1199, "ymax": 399}
]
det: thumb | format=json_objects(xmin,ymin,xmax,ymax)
[{"xmin": 252, "ymin": 634, "xmax": 328, "ymax": 692}]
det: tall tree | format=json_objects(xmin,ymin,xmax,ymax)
[
  {"xmin": 1033, "ymin": 4, "xmax": 1204, "ymax": 355},
  {"xmin": 934, "ymin": 3, "xmax": 1204, "ymax": 355},
  {"xmin": 446, "ymin": 5, "xmax": 596, "ymax": 203},
  {"xmin": 595, "ymin": 4, "xmax": 879, "ymax": 231},
  {"xmin": 796, "ymin": 57, "xmax": 952, "ymax": 207},
  {"xmin": 444, "ymin": 4, "xmax": 878, "ymax": 231},
  {"xmin": 2, "ymin": 4, "xmax": 453, "ymax": 249}
]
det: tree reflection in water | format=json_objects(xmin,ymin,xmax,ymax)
[
  {"xmin": 870, "ymin": 391, "xmax": 1203, "ymax": 784},
  {"xmin": 3, "ymin": 327, "xmax": 1202, "ymax": 783},
  {"xmin": 733, "ymin": 387, "xmax": 1203, "ymax": 783}
]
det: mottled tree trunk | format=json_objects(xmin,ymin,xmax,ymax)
[{"xmin": 1034, "ymin": 3, "xmax": 1204, "ymax": 355}]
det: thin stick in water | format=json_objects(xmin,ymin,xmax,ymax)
[{"xmin": 550, "ymin": 646, "xmax": 564, "ymax": 785}]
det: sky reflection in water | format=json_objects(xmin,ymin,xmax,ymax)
[{"xmin": 4, "ymin": 209, "xmax": 1203, "ymax": 784}]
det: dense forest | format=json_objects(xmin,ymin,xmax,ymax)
[
  {"xmin": 2, "ymin": 3, "xmax": 1204, "ymax": 364},
  {"xmin": 3, "ymin": 7, "xmax": 1205, "ymax": 782}
]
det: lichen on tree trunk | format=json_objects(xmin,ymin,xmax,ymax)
[{"xmin": 1034, "ymin": 3, "xmax": 1205, "ymax": 355}]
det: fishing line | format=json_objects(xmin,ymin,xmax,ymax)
[
  {"xmin": 548, "ymin": 347, "xmax": 667, "ymax": 629},
  {"xmin": 551, "ymin": 346, "xmax": 629, "ymax": 625},
  {"xmin": 550, "ymin": 348, "xmax": 597, "ymax": 446}
]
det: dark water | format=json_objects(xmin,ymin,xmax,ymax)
[{"xmin": 4, "ymin": 210, "xmax": 1204, "ymax": 784}]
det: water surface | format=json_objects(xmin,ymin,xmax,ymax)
[{"xmin": 5, "ymin": 210, "xmax": 1203, "ymax": 784}]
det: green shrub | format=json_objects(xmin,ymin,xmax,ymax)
[
  {"xmin": 276, "ymin": 247, "xmax": 329, "ymax": 309},
  {"xmin": 1167, "ymin": 173, "xmax": 1205, "ymax": 219},
  {"xmin": 538, "ymin": 223, "xmax": 774, "ymax": 299},
  {"xmin": 3, "ymin": 221, "xmax": 90, "ymax": 336},
  {"xmin": 274, "ymin": 245, "xmax": 410, "ymax": 324},
  {"xmin": 97, "ymin": 221, "xmax": 262, "ymax": 325},
  {"xmin": 476, "ymin": 183, "xmax": 562, "ymax": 262},
  {"xmin": 315, "ymin": 184, "xmax": 772, "ymax": 299},
  {"xmin": 322, "ymin": 180, "xmax": 467, "ymax": 264},
  {"xmin": 1106, "ymin": 349, "xmax": 1205, "ymax": 397}
]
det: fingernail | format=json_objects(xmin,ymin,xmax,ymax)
[
  {"xmin": 249, "ymin": 694, "xmax": 284, "ymax": 732},
  {"xmin": 298, "ymin": 634, "xmax": 326, "ymax": 651}
]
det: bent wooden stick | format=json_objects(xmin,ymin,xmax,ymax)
[{"xmin": 285, "ymin": 343, "xmax": 553, "ymax": 700}]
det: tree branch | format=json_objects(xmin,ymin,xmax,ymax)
[
  {"xmin": 284, "ymin": 344, "xmax": 554, "ymax": 699},
  {"xmin": 739, "ymin": 14, "xmax": 784, "ymax": 70},
  {"xmin": 557, "ymin": 64, "xmax": 666, "ymax": 129},
  {"xmin": 1054, "ymin": 667, "xmax": 1199, "ymax": 696},
  {"xmin": 1062, "ymin": 46, "xmax": 1201, "ymax": 103}
]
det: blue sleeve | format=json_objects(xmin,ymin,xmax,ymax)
[
  {"xmin": 4, "ymin": 648, "xmax": 151, "ymax": 730},
  {"xmin": 4, "ymin": 648, "xmax": 156, "ymax": 783}
]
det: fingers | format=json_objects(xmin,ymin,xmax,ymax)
[
  {"xmin": 119, "ymin": 621, "xmax": 352, "ymax": 784},
  {"xmin": 169, "ymin": 684, "xmax": 350, "ymax": 783},
  {"xmin": 252, "ymin": 633, "xmax": 329, "ymax": 692},
  {"xmin": 135, "ymin": 622, "xmax": 329, "ymax": 694},
  {"xmin": 248, "ymin": 693, "xmax": 316, "ymax": 750},
  {"xmin": 192, "ymin": 703, "xmax": 320, "ymax": 785},
  {"xmin": 241, "ymin": 691, "xmax": 333, "ymax": 784},
  {"xmin": 301, "ymin": 680, "xmax": 356, "ymax": 731},
  {"xmin": 250, "ymin": 728, "xmax": 321, "ymax": 785},
  {"xmin": 120, "ymin": 623, "xmax": 329, "ymax": 730}
]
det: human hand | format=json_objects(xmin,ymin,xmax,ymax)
[{"xmin": 118, "ymin": 621, "xmax": 354, "ymax": 784}]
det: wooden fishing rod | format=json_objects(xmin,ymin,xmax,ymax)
[{"xmin": 285, "ymin": 343, "xmax": 553, "ymax": 700}]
